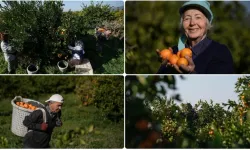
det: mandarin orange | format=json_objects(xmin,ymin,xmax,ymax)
[
  {"xmin": 169, "ymin": 54, "xmax": 179, "ymax": 65},
  {"xmin": 177, "ymin": 58, "xmax": 188, "ymax": 67},
  {"xmin": 180, "ymin": 48, "xmax": 192, "ymax": 58},
  {"xmin": 160, "ymin": 49, "xmax": 172, "ymax": 60}
]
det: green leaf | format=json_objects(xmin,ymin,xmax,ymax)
[
  {"xmin": 80, "ymin": 139, "xmax": 86, "ymax": 145},
  {"xmin": 80, "ymin": 129, "xmax": 85, "ymax": 135},
  {"xmin": 88, "ymin": 124, "xmax": 94, "ymax": 133}
]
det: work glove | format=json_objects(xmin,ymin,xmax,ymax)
[{"xmin": 41, "ymin": 122, "xmax": 48, "ymax": 131}]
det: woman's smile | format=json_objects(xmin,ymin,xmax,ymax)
[{"xmin": 188, "ymin": 28, "xmax": 199, "ymax": 33}]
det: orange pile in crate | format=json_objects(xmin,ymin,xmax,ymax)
[{"xmin": 16, "ymin": 101, "xmax": 37, "ymax": 110}]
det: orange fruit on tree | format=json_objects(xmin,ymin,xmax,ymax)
[
  {"xmin": 98, "ymin": 28, "xmax": 105, "ymax": 32},
  {"xmin": 135, "ymin": 119, "xmax": 149, "ymax": 131},
  {"xmin": 243, "ymin": 101, "xmax": 248, "ymax": 108},
  {"xmin": 180, "ymin": 48, "xmax": 192, "ymax": 58},
  {"xmin": 83, "ymin": 101, "xmax": 88, "ymax": 106},
  {"xmin": 138, "ymin": 140, "xmax": 153, "ymax": 148},
  {"xmin": 208, "ymin": 130, "xmax": 214, "ymax": 135},
  {"xmin": 147, "ymin": 131, "xmax": 161, "ymax": 142},
  {"xmin": 169, "ymin": 54, "xmax": 179, "ymax": 65},
  {"xmin": 58, "ymin": 53, "xmax": 62, "ymax": 58},
  {"xmin": 160, "ymin": 49, "xmax": 172, "ymax": 60},
  {"xmin": 177, "ymin": 58, "xmax": 188, "ymax": 67},
  {"xmin": 238, "ymin": 107, "xmax": 243, "ymax": 111},
  {"xmin": 138, "ymin": 142, "xmax": 146, "ymax": 148}
]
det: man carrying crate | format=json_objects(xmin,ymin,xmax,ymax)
[{"xmin": 23, "ymin": 94, "xmax": 64, "ymax": 148}]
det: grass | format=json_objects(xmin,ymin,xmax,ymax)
[
  {"xmin": 0, "ymin": 93, "xmax": 124, "ymax": 148},
  {"xmin": 82, "ymin": 34, "xmax": 124, "ymax": 74},
  {"xmin": 96, "ymin": 48, "xmax": 124, "ymax": 74},
  {"xmin": 0, "ymin": 53, "xmax": 8, "ymax": 74}
]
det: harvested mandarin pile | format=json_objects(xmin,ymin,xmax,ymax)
[{"xmin": 16, "ymin": 101, "xmax": 37, "ymax": 110}]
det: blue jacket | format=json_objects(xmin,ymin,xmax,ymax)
[{"xmin": 157, "ymin": 38, "xmax": 234, "ymax": 74}]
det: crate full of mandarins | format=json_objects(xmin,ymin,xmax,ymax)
[{"xmin": 11, "ymin": 96, "xmax": 44, "ymax": 137}]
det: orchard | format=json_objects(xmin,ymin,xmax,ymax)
[
  {"xmin": 0, "ymin": 1, "xmax": 124, "ymax": 74},
  {"xmin": 0, "ymin": 76, "xmax": 124, "ymax": 148},
  {"xmin": 126, "ymin": 75, "xmax": 250, "ymax": 148}
]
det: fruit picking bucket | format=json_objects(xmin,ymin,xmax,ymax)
[
  {"xmin": 11, "ymin": 96, "xmax": 44, "ymax": 137},
  {"xmin": 57, "ymin": 60, "xmax": 68, "ymax": 73},
  {"xmin": 27, "ymin": 64, "xmax": 39, "ymax": 74}
]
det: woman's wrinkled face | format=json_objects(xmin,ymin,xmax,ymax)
[{"xmin": 182, "ymin": 9, "xmax": 207, "ymax": 40}]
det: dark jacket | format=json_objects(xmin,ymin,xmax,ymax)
[
  {"xmin": 96, "ymin": 31, "xmax": 107, "ymax": 42},
  {"xmin": 23, "ymin": 106, "xmax": 62, "ymax": 148},
  {"xmin": 157, "ymin": 38, "xmax": 234, "ymax": 74}
]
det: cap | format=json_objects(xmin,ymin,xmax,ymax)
[
  {"xmin": 45, "ymin": 94, "xmax": 64, "ymax": 103},
  {"xmin": 179, "ymin": 1, "xmax": 213, "ymax": 23}
]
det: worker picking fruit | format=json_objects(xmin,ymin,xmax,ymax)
[
  {"xmin": 156, "ymin": 1, "xmax": 234, "ymax": 74},
  {"xmin": 95, "ymin": 25, "xmax": 112, "ymax": 57}
]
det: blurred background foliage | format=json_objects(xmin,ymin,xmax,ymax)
[{"xmin": 125, "ymin": 1, "xmax": 250, "ymax": 74}]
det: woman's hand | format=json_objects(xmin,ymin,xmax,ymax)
[
  {"xmin": 156, "ymin": 48, "xmax": 196, "ymax": 74},
  {"xmin": 173, "ymin": 56, "xmax": 196, "ymax": 73}
]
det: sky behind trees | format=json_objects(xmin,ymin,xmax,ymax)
[
  {"xmin": 63, "ymin": 1, "xmax": 124, "ymax": 11},
  {"xmin": 166, "ymin": 75, "xmax": 242, "ymax": 106}
]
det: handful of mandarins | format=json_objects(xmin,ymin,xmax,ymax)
[
  {"xmin": 159, "ymin": 48, "xmax": 192, "ymax": 67},
  {"xmin": 15, "ymin": 101, "xmax": 37, "ymax": 111}
]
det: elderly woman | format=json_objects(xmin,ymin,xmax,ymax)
[{"xmin": 157, "ymin": 1, "xmax": 234, "ymax": 74}]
